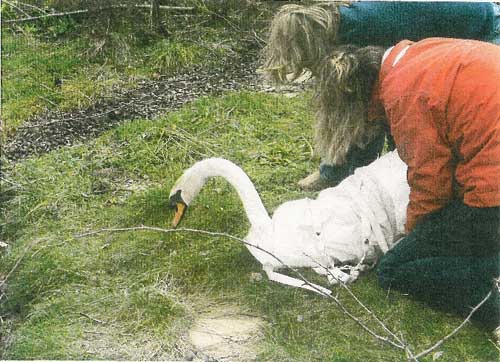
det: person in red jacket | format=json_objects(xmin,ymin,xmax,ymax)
[{"xmin": 315, "ymin": 38, "xmax": 500, "ymax": 334}]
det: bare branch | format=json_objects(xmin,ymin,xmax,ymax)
[
  {"xmin": 3, "ymin": 8, "xmax": 90, "ymax": 23},
  {"xmin": 3, "ymin": 0, "xmax": 31, "ymax": 17},
  {"xmin": 310, "ymin": 259, "xmax": 409, "ymax": 350},
  {"xmin": 79, "ymin": 312, "xmax": 107, "ymax": 325},
  {"xmin": 12, "ymin": 1, "xmax": 49, "ymax": 14},
  {"xmin": 0, "ymin": 244, "xmax": 32, "ymax": 289},
  {"xmin": 0, "ymin": 176, "xmax": 26, "ymax": 189},
  {"xmin": 134, "ymin": 5, "xmax": 194, "ymax": 11},
  {"xmin": 75, "ymin": 225, "xmax": 320, "ymax": 293},
  {"xmin": 413, "ymin": 290, "xmax": 493, "ymax": 360},
  {"xmin": 3, "ymin": 5, "xmax": 194, "ymax": 24},
  {"xmin": 75, "ymin": 225, "xmax": 494, "ymax": 361},
  {"xmin": 75, "ymin": 225, "xmax": 406, "ymax": 351},
  {"xmin": 30, "ymin": 242, "xmax": 66, "ymax": 258}
]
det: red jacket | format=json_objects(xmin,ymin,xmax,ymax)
[{"xmin": 370, "ymin": 38, "xmax": 500, "ymax": 232}]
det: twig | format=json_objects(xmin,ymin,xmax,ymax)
[
  {"xmin": 320, "ymin": 282, "xmax": 407, "ymax": 351},
  {"xmin": 37, "ymin": 95, "xmax": 58, "ymax": 108},
  {"xmin": 0, "ymin": 244, "xmax": 33, "ymax": 289},
  {"xmin": 203, "ymin": 9, "xmax": 241, "ymax": 33},
  {"xmin": 413, "ymin": 290, "xmax": 493, "ymax": 360},
  {"xmin": 135, "ymin": 5, "xmax": 194, "ymax": 11},
  {"xmin": 76, "ymin": 226, "xmax": 305, "ymax": 276},
  {"xmin": 490, "ymin": 339, "xmax": 500, "ymax": 352},
  {"xmin": 251, "ymin": 30, "xmax": 266, "ymax": 47},
  {"xmin": 13, "ymin": 1, "xmax": 49, "ymax": 14},
  {"xmin": 83, "ymin": 329, "xmax": 106, "ymax": 335},
  {"xmin": 74, "ymin": 226, "xmax": 405, "ymax": 351},
  {"xmin": 79, "ymin": 312, "xmax": 106, "ymax": 325},
  {"xmin": 3, "ymin": 5, "xmax": 194, "ymax": 24},
  {"xmin": 0, "ymin": 176, "xmax": 25, "ymax": 189},
  {"xmin": 3, "ymin": 9, "xmax": 90, "ymax": 23},
  {"xmin": 3, "ymin": 0, "xmax": 31, "ymax": 17},
  {"xmin": 30, "ymin": 242, "xmax": 66, "ymax": 258},
  {"xmin": 310, "ymin": 258, "xmax": 408, "ymax": 350},
  {"xmin": 74, "ymin": 225, "xmax": 494, "ymax": 360}
]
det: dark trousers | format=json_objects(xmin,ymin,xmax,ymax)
[
  {"xmin": 377, "ymin": 201, "xmax": 500, "ymax": 330},
  {"xmin": 319, "ymin": 129, "xmax": 394, "ymax": 185}
]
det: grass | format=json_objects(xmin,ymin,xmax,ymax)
[
  {"xmin": 1, "ymin": 29, "xmax": 125, "ymax": 134},
  {"xmin": 1, "ymin": 91, "xmax": 497, "ymax": 361},
  {"xmin": 1, "ymin": 9, "xmax": 256, "ymax": 134},
  {"xmin": 1, "ymin": 29, "xmax": 233, "ymax": 134}
]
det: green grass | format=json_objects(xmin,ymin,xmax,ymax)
[
  {"xmin": 1, "ymin": 30, "xmax": 122, "ymax": 133},
  {"xmin": 1, "ymin": 22, "xmax": 240, "ymax": 134},
  {"xmin": 1, "ymin": 91, "xmax": 497, "ymax": 361}
]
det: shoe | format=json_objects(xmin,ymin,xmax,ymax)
[
  {"xmin": 494, "ymin": 325, "xmax": 500, "ymax": 349},
  {"xmin": 298, "ymin": 171, "xmax": 329, "ymax": 191}
]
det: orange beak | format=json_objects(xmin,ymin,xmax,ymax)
[{"xmin": 172, "ymin": 202, "xmax": 186, "ymax": 228}]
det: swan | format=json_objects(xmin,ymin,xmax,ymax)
[{"xmin": 169, "ymin": 150, "xmax": 410, "ymax": 294}]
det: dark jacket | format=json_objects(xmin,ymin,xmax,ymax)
[{"xmin": 339, "ymin": 2, "xmax": 496, "ymax": 46}]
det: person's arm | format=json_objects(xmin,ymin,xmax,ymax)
[
  {"xmin": 389, "ymin": 96, "xmax": 455, "ymax": 232},
  {"xmin": 319, "ymin": 128, "xmax": 387, "ymax": 185}
]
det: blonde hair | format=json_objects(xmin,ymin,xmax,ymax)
[
  {"xmin": 260, "ymin": 3, "xmax": 341, "ymax": 83},
  {"xmin": 314, "ymin": 45, "xmax": 385, "ymax": 164}
]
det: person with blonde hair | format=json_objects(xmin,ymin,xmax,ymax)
[{"xmin": 261, "ymin": 1, "xmax": 500, "ymax": 190}]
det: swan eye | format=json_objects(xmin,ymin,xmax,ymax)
[
  {"xmin": 316, "ymin": 232, "xmax": 321, "ymax": 236},
  {"xmin": 169, "ymin": 189, "xmax": 184, "ymax": 209}
]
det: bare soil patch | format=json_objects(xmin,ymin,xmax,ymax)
[
  {"xmin": 185, "ymin": 304, "xmax": 265, "ymax": 362},
  {"xmin": 3, "ymin": 50, "xmax": 309, "ymax": 163},
  {"xmin": 4, "ymin": 55, "xmax": 261, "ymax": 161}
]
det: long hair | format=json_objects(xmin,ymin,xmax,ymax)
[
  {"xmin": 314, "ymin": 45, "xmax": 385, "ymax": 165},
  {"xmin": 260, "ymin": 3, "xmax": 342, "ymax": 83}
]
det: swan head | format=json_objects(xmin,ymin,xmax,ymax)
[
  {"xmin": 169, "ymin": 189, "xmax": 188, "ymax": 228},
  {"xmin": 168, "ymin": 157, "xmax": 271, "ymax": 229},
  {"xmin": 169, "ymin": 165, "xmax": 207, "ymax": 228}
]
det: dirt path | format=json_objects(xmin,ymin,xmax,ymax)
[
  {"xmin": 3, "ymin": 54, "xmax": 268, "ymax": 161},
  {"xmin": 4, "ymin": 49, "xmax": 309, "ymax": 162},
  {"xmin": 184, "ymin": 304, "xmax": 265, "ymax": 362}
]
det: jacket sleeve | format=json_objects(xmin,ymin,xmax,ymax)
[{"xmin": 388, "ymin": 96, "xmax": 454, "ymax": 233}]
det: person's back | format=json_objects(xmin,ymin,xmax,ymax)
[
  {"xmin": 339, "ymin": 2, "xmax": 496, "ymax": 46},
  {"xmin": 375, "ymin": 38, "xmax": 500, "ymax": 230}
]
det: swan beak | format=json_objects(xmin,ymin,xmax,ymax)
[{"xmin": 172, "ymin": 202, "xmax": 187, "ymax": 228}]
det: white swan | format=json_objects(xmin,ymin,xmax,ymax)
[{"xmin": 169, "ymin": 150, "xmax": 410, "ymax": 294}]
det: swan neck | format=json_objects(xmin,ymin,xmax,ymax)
[{"xmin": 197, "ymin": 159, "xmax": 271, "ymax": 227}]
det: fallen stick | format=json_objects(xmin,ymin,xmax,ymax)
[
  {"xmin": 3, "ymin": 5, "xmax": 195, "ymax": 24},
  {"xmin": 75, "ymin": 224, "xmax": 496, "ymax": 360},
  {"xmin": 75, "ymin": 225, "xmax": 407, "ymax": 352},
  {"xmin": 413, "ymin": 290, "xmax": 493, "ymax": 360},
  {"xmin": 4, "ymin": 9, "xmax": 90, "ymax": 23},
  {"xmin": 79, "ymin": 312, "xmax": 107, "ymax": 325}
]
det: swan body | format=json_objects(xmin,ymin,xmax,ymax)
[{"xmin": 169, "ymin": 150, "xmax": 410, "ymax": 293}]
